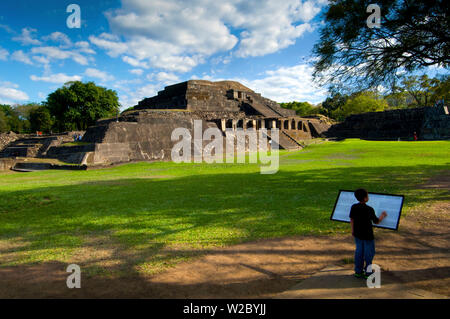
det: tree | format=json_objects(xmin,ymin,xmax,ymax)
[
  {"xmin": 45, "ymin": 81, "xmax": 119, "ymax": 131},
  {"xmin": 0, "ymin": 104, "xmax": 23, "ymax": 133},
  {"xmin": 430, "ymin": 75, "xmax": 450, "ymax": 105},
  {"xmin": 280, "ymin": 101, "xmax": 317, "ymax": 116},
  {"xmin": 29, "ymin": 106, "xmax": 54, "ymax": 133},
  {"xmin": 400, "ymin": 75, "xmax": 435, "ymax": 107},
  {"xmin": 384, "ymin": 90, "xmax": 410, "ymax": 109},
  {"xmin": 333, "ymin": 91, "xmax": 388, "ymax": 121},
  {"xmin": 13, "ymin": 103, "xmax": 41, "ymax": 133},
  {"xmin": 385, "ymin": 74, "xmax": 450, "ymax": 108},
  {"xmin": 321, "ymin": 92, "xmax": 349, "ymax": 118},
  {"xmin": 313, "ymin": 0, "xmax": 449, "ymax": 89},
  {"xmin": 15, "ymin": 103, "xmax": 40, "ymax": 121},
  {"xmin": 0, "ymin": 108, "xmax": 8, "ymax": 132}
]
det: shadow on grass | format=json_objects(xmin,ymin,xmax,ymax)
[{"xmin": 0, "ymin": 164, "xmax": 448, "ymax": 279}]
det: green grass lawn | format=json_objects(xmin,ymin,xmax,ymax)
[{"xmin": 0, "ymin": 139, "xmax": 449, "ymax": 276}]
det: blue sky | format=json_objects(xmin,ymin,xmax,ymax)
[{"xmin": 0, "ymin": 0, "xmax": 444, "ymax": 110}]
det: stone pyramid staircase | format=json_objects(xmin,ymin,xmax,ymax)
[
  {"xmin": 264, "ymin": 129, "xmax": 303, "ymax": 150},
  {"xmin": 247, "ymin": 99, "xmax": 284, "ymax": 118},
  {"xmin": 0, "ymin": 136, "xmax": 57, "ymax": 158},
  {"xmin": 279, "ymin": 130, "xmax": 303, "ymax": 150}
]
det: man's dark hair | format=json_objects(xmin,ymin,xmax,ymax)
[{"xmin": 354, "ymin": 188, "xmax": 368, "ymax": 202}]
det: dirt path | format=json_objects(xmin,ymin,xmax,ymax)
[{"xmin": 0, "ymin": 200, "xmax": 448, "ymax": 298}]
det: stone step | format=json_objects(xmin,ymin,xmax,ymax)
[
  {"xmin": 279, "ymin": 131, "xmax": 303, "ymax": 150},
  {"xmin": 12, "ymin": 162, "xmax": 87, "ymax": 172},
  {"xmin": 274, "ymin": 265, "xmax": 449, "ymax": 299},
  {"xmin": 248, "ymin": 100, "xmax": 283, "ymax": 118}
]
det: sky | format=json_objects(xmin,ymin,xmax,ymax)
[
  {"xmin": 0, "ymin": 0, "xmax": 444, "ymax": 110},
  {"xmin": 0, "ymin": 0, "xmax": 334, "ymax": 109}
]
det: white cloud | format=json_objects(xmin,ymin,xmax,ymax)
[
  {"xmin": 118, "ymin": 83, "xmax": 159, "ymax": 108},
  {"xmin": 30, "ymin": 73, "xmax": 82, "ymax": 84},
  {"xmin": 118, "ymin": 62, "xmax": 327, "ymax": 108},
  {"xmin": 129, "ymin": 69, "xmax": 144, "ymax": 75},
  {"xmin": 0, "ymin": 47, "xmax": 9, "ymax": 61},
  {"xmin": 89, "ymin": 33, "xmax": 128, "ymax": 57},
  {"xmin": 122, "ymin": 55, "xmax": 149, "ymax": 68},
  {"xmin": 32, "ymin": 55, "xmax": 50, "ymax": 65},
  {"xmin": 90, "ymin": 0, "xmax": 324, "ymax": 72},
  {"xmin": 239, "ymin": 63, "xmax": 327, "ymax": 103},
  {"xmin": 0, "ymin": 82, "xmax": 29, "ymax": 104},
  {"xmin": 0, "ymin": 81, "xmax": 19, "ymax": 89},
  {"xmin": 12, "ymin": 28, "xmax": 42, "ymax": 45},
  {"xmin": 232, "ymin": 1, "xmax": 319, "ymax": 57},
  {"xmin": 0, "ymin": 24, "xmax": 14, "ymax": 34},
  {"xmin": 74, "ymin": 41, "xmax": 96, "ymax": 54},
  {"xmin": 11, "ymin": 50, "xmax": 34, "ymax": 65},
  {"xmin": 43, "ymin": 32, "xmax": 72, "ymax": 47},
  {"xmin": 201, "ymin": 62, "xmax": 327, "ymax": 104},
  {"xmin": 31, "ymin": 46, "xmax": 90, "ymax": 66},
  {"xmin": 148, "ymin": 71, "xmax": 180, "ymax": 84},
  {"xmin": 298, "ymin": 0, "xmax": 323, "ymax": 22},
  {"xmin": 84, "ymin": 68, "xmax": 114, "ymax": 82},
  {"xmin": 236, "ymin": 23, "xmax": 314, "ymax": 58},
  {"xmin": 7, "ymin": 31, "xmax": 95, "ymax": 69}
]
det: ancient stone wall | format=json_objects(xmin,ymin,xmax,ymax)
[
  {"xmin": 82, "ymin": 117, "xmax": 209, "ymax": 164},
  {"xmin": 325, "ymin": 106, "xmax": 450, "ymax": 140},
  {"xmin": 135, "ymin": 80, "xmax": 295, "ymax": 118},
  {"xmin": 0, "ymin": 132, "xmax": 20, "ymax": 151},
  {"xmin": 0, "ymin": 158, "xmax": 16, "ymax": 170},
  {"xmin": 0, "ymin": 80, "xmax": 333, "ymax": 167},
  {"xmin": 185, "ymin": 81, "xmax": 241, "ymax": 112},
  {"xmin": 137, "ymin": 81, "xmax": 188, "ymax": 109},
  {"xmin": 421, "ymin": 106, "xmax": 450, "ymax": 139}
]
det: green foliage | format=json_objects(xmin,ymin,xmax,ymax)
[
  {"xmin": 29, "ymin": 106, "xmax": 54, "ymax": 133},
  {"xmin": 383, "ymin": 91, "xmax": 411, "ymax": 109},
  {"xmin": 0, "ymin": 103, "xmax": 49, "ymax": 133},
  {"xmin": 15, "ymin": 103, "xmax": 40, "ymax": 120},
  {"xmin": 321, "ymin": 92, "xmax": 348, "ymax": 118},
  {"xmin": 431, "ymin": 75, "xmax": 450, "ymax": 103},
  {"xmin": 280, "ymin": 101, "xmax": 317, "ymax": 116},
  {"xmin": 0, "ymin": 104, "xmax": 24, "ymax": 133},
  {"xmin": 313, "ymin": 0, "xmax": 449, "ymax": 89},
  {"xmin": 333, "ymin": 92, "xmax": 388, "ymax": 121},
  {"xmin": 45, "ymin": 81, "xmax": 119, "ymax": 131},
  {"xmin": 382, "ymin": 75, "xmax": 449, "ymax": 109},
  {"xmin": 0, "ymin": 108, "xmax": 8, "ymax": 132},
  {"xmin": 399, "ymin": 75, "xmax": 450, "ymax": 108}
]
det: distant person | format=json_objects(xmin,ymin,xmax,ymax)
[
  {"xmin": 413, "ymin": 132, "xmax": 418, "ymax": 141},
  {"xmin": 350, "ymin": 188, "xmax": 387, "ymax": 279},
  {"xmin": 78, "ymin": 134, "xmax": 82, "ymax": 141}
]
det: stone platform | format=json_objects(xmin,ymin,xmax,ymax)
[{"xmin": 274, "ymin": 265, "xmax": 448, "ymax": 299}]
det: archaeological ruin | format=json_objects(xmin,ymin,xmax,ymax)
[
  {"xmin": 1, "ymin": 79, "xmax": 448, "ymax": 171},
  {"xmin": 326, "ymin": 105, "xmax": 450, "ymax": 140},
  {"xmin": 0, "ymin": 80, "xmax": 332, "ymax": 170}
]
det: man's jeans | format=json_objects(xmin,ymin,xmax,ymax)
[{"xmin": 354, "ymin": 237, "xmax": 375, "ymax": 274}]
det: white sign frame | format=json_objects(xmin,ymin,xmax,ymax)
[{"xmin": 330, "ymin": 190, "xmax": 404, "ymax": 231}]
